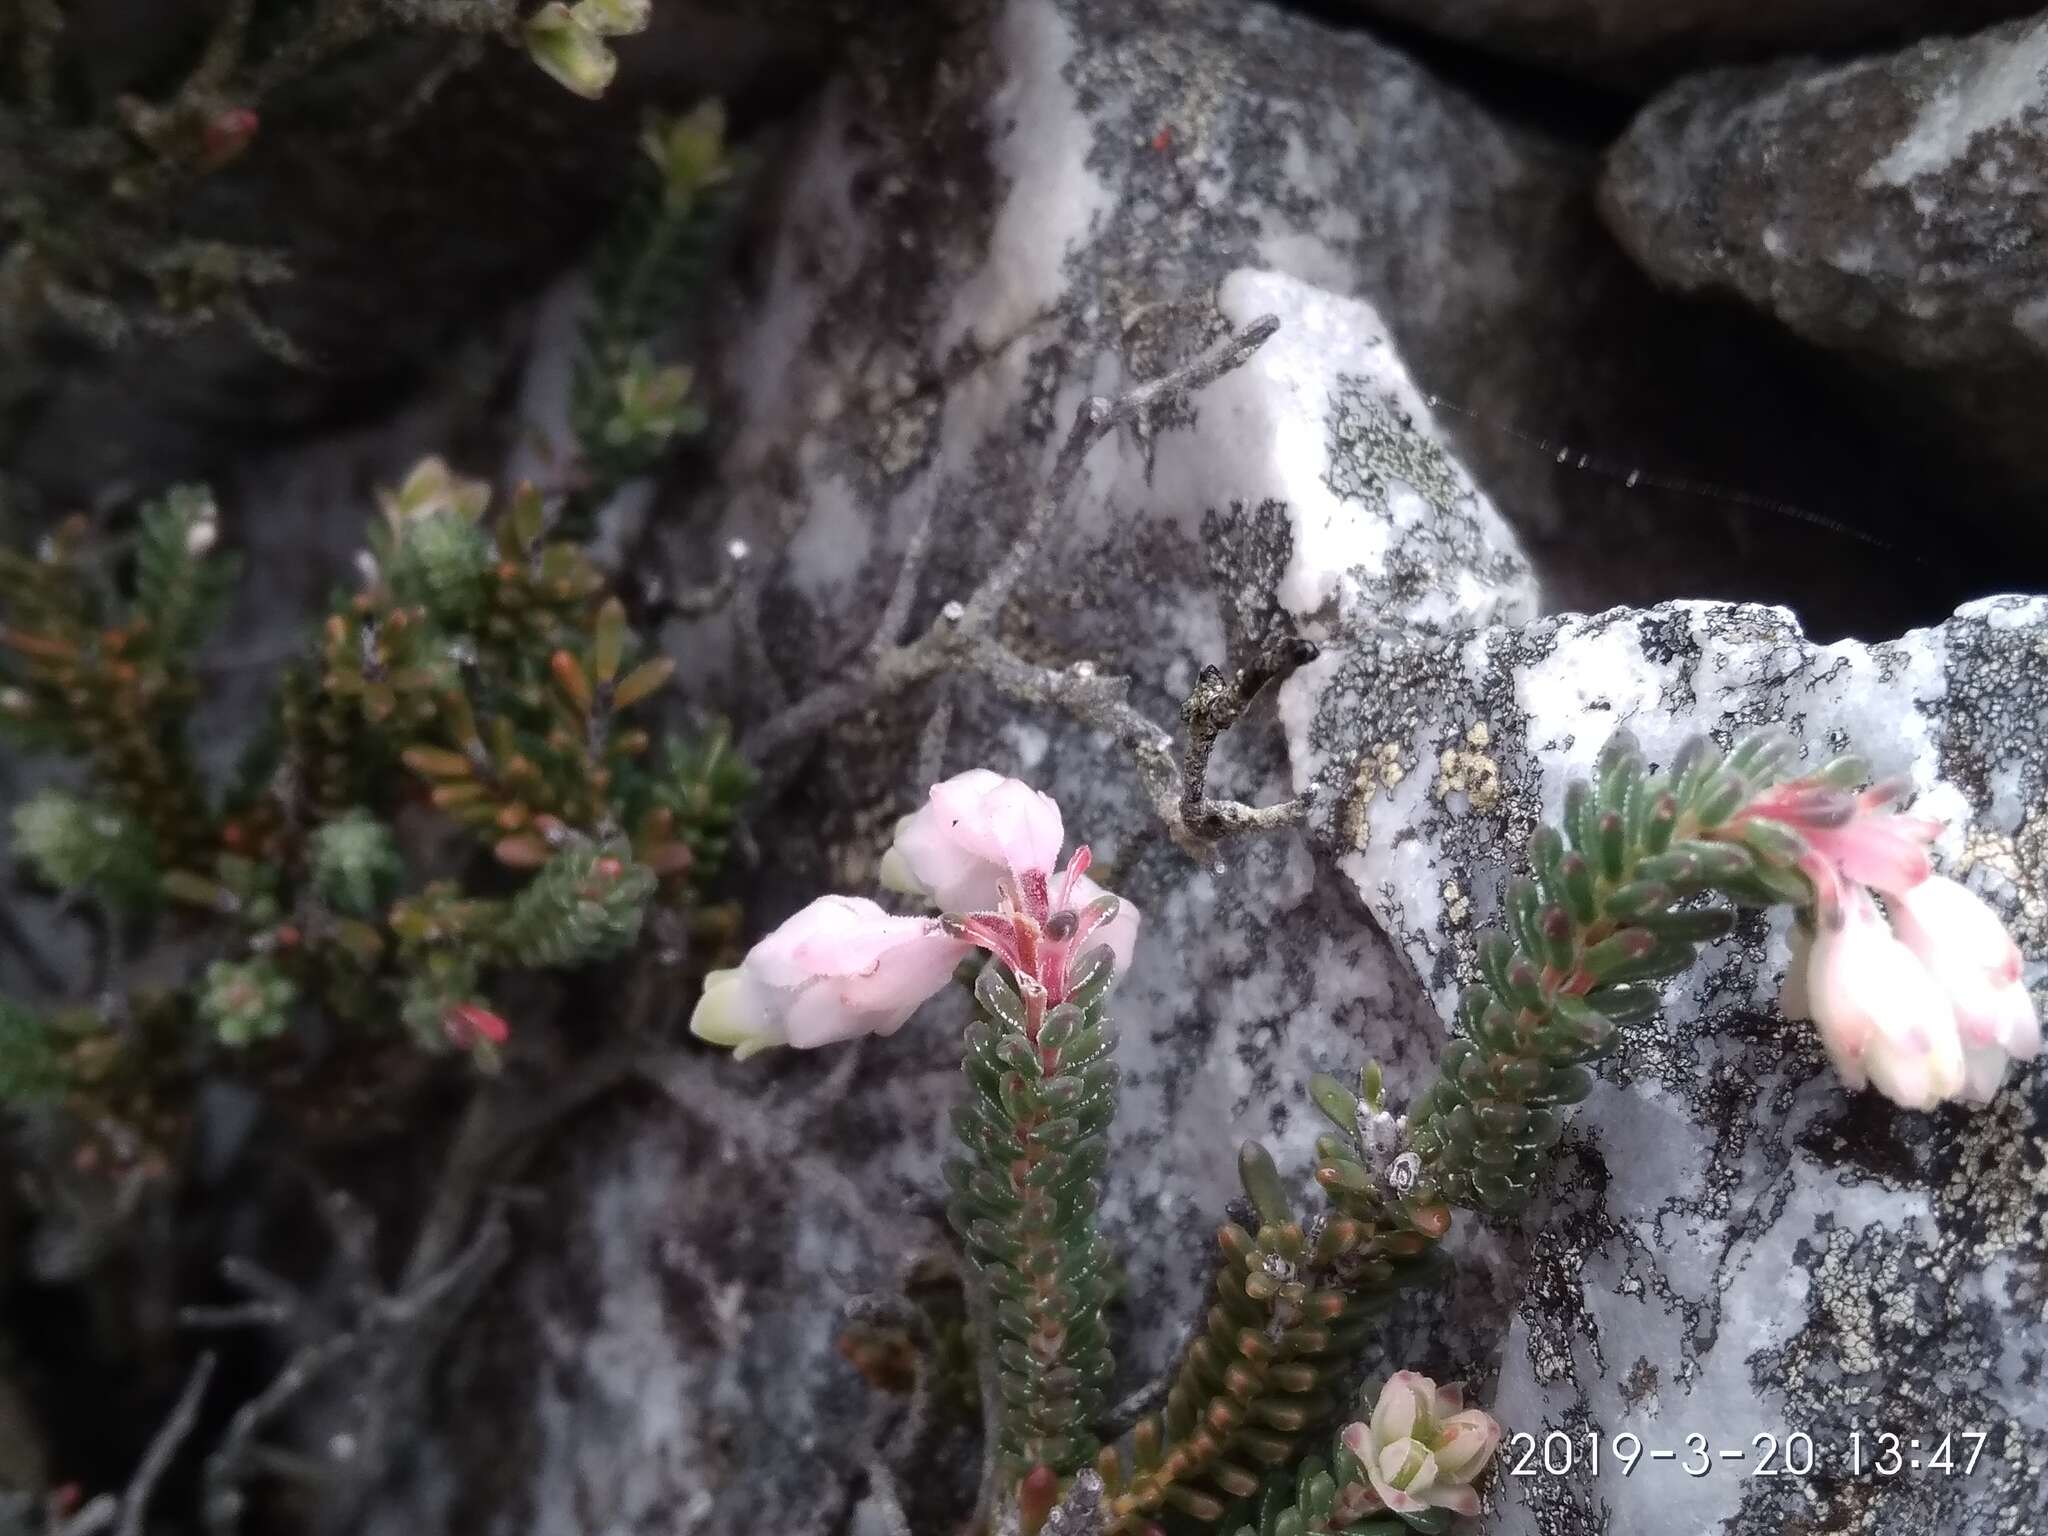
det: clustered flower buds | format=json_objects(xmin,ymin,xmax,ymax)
[
  {"xmin": 1741, "ymin": 777, "xmax": 2042, "ymax": 1108},
  {"xmin": 199, "ymin": 957, "xmax": 297, "ymax": 1049},
  {"xmin": 691, "ymin": 770, "xmax": 1139, "ymax": 1056},
  {"xmin": 641, "ymin": 101, "xmax": 734, "ymax": 212},
  {"xmin": 1336, "ymin": 1372, "xmax": 1502, "ymax": 1522},
  {"xmin": 600, "ymin": 351, "xmax": 704, "ymax": 451}
]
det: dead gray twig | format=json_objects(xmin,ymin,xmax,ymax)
[
  {"xmin": 197, "ymin": 1209, "xmax": 510, "ymax": 1536},
  {"xmin": 115, "ymin": 1354, "xmax": 216, "ymax": 1536},
  {"xmin": 741, "ymin": 316, "xmax": 1317, "ymax": 854}
]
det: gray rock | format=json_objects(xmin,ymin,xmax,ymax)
[
  {"xmin": 336, "ymin": 0, "xmax": 2048, "ymax": 1530},
  {"xmin": 1601, "ymin": 14, "xmax": 2048, "ymax": 563},
  {"xmin": 1328, "ymin": 0, "xmax": 2037, "ymax": 90},
  {"xmin": 1281, "ymin": 594, "xmax": 2048, "ymax": 1535},
  {"xmin": 697, "ymin": 0, "xmax": 2001, "ymax": 641}
]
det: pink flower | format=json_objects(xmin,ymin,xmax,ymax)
[
  {"xmin": 695, "ymin": 773, "xmax": 1142, "ymax": 1058},
  {"xmin": 1733, "ymin": 780, "xmax": 1939, "ymax": 915},
  {"xmin": 1888, "ymin": 876, "xmax": 2041, "ymax": 1102},
  {"xmin": 883, "ymin": 769, "xmax": 1141, "ymax": 986},
  {"xmin": 689, "ymin": 895, "xmax": 968, "ymax": 1057},
  {"xmin": 1782, "ymin": 891, "xmax": 1965, "ymax": 1111},
  {"xmin": 1338, "ymin": 1371, "xmax": 1501, "ymax": 1520},
  {"xmin": 879, "ymin": 769, "xmax": 1065, "ymax": 913},
  {"xmin": 1737, "ymin": 770, "xmax": 2035, "ymax": 1110}
]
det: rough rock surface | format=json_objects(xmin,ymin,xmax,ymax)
[
  {"xmin": 703, "ymin": 0, "xmax": 2006, "ymax": 639},
  {"xmin": 408, "ymin": 261, "xmax": 1541, "ymax": 1529},
  {"xmin": 1601, "ymin": 13, "xmax": 2048, "ymax": 561},
  {"xmin": 1331, "ymin": 0, "xmax": 2038, "ymax": 90},
  {"xmin": 1282, "ymin": 593, "xmax": 2048, "ymax": 1535},
  {"xmin": 332, "ymin": 1, "xmax": 2048, "ymax": 1531}
]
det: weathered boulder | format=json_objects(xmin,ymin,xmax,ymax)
[
  {"xmin": 1328, "ymin": 0, "xmax": 2038, "ymax": 90},
  {"xmin": 1601, "ymin": 13, "xmax": 2048, "ymax": 565},
  {"xmin": 699, "ymin": 0, "xmax": 1999, "ymax": 641}
]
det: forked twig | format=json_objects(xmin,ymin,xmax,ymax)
[{"xmin": 743, "ymin": 316, "xmax": 1316, "ymax": 853}]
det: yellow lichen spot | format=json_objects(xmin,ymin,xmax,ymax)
[
  {"xmin": 1435, "ymin": 727, "xmax": 1501, "ymax": 814},
  {"xmin": 1375, "ymin": 742, "xmax": 1406, "ymax": 789},
  {"xmin": 1441, "ymin": 878, "xmax": 1470, "ymax": 926},
  {"xmin": 1344, "ymin": 743, "xmax": 1410, "ymax": 849}
]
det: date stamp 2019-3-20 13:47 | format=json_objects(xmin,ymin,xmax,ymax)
[{"xmin": 1503, "ymin": 1427, "xmax": 1993, "ymax": 1482}]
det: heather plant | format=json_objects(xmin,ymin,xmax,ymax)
[
  {"xmin": 0, "ymin": 459, "xmax": 748, "ymax": 1161},
  {"xmin": 0, "ymin": 0, "xmax": 658, "ymax": 364}
]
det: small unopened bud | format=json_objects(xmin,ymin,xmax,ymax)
[
  {"xmin": 524, "ymin": 3, "xmax": 617, "ymax": 99},
  {"xmin": 443, "ymin": 1000, "xmax": 510, "ymax": 1049},
  {"xmin": 185, "ymin": 513, "xmax": 219, "ymax": 556},
  {"xmin": 725, "ymin": 537, "xmax": 750, "ymax": 564},
  {"xmin": 941, "ymin": 599, "xmax": 965, "ymax": 623},
  {"xmin": 200, "ymin": 107, "xmax": 259, "ymax": 169},
  {"xmin": 0, "ymin": 686, "xmax": 30, "ymax": 715}
]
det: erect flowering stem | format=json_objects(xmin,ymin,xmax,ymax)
[
  {"xmin": 939, "ymin": 843, "xmax": 1131, "ymax": 1483},
  {"xmin": 947, "ymin": 944, "xmax": 1122, "ymax": 1481}
]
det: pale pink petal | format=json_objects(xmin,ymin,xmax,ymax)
[
  {"xmin": 749, "ymin": 896, "xmax": 882, "ymax": 987},
  {"xmin": 1340, "ymin": 1421, "xmax": 1375, "ymax": 1465},
  {"xmin": 1891, "ymin": 877, "xmax": 2036, "ymax": 1071},
  {"xmin": 891, "ymin": 771, "xmax": 1065, "ymax": 913},
  {"xmin": 1066, "ymin": 867, "xmax": 1140, "ymax": 979},
  {"xmin": 789, "ymin": 909, "xmax": 941, "ymax": 978},
  {"xmin": 835, "ymin": 928, "xmax": 971, "ymax": 1020},
  {"xmin": 1370, "ymin": 1373, "xmax": 1429, "ymax": 1448},
  {"xmin": 1996, "ymin": 983, "xmax": 2042, "ymax": 1057},
  {"xmin": 1364, "ymin": 1454, "xmax": 1426, "ymax": 1515},
  {"xmin": 783, "ymin": 978, "xmax": 883, "ymax": 1049},
  {"xmin": 955, "ymin": 777, "xmax": 1063, "ymax": 875},
  {"xmin": 702, "ymin": 896, "xmax": 967, "ymax": 1054},
  {"xmin": 892, "ymin": 779, "xmax": 1007, "ymax": 911},
  {"xmin": 1809, "ymin": 814, "xmax": 1938, "ymax": 895},
  {"xmin": 1891, "ymin": 877, "xmax": 2020, "ymax": 975},
  {"xmin": 1430, "ymin": 1381, "xmax": 1466, "ymax": 1417},
  {"xmin": 1375, "ymin": 1441, "xmax": 1438, "ymax": 1500},
  {"xmin": 1959, "ymin": 1044, "xmax": 2012, "ymax": 1106},
  {"xmin": 1807, "ymin": 890, "xmax": 1963, "ymax": 1107},
  {"xmin": 1432, "ymin": 1411, "xmax": 1501, "ymax": 1479}
]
